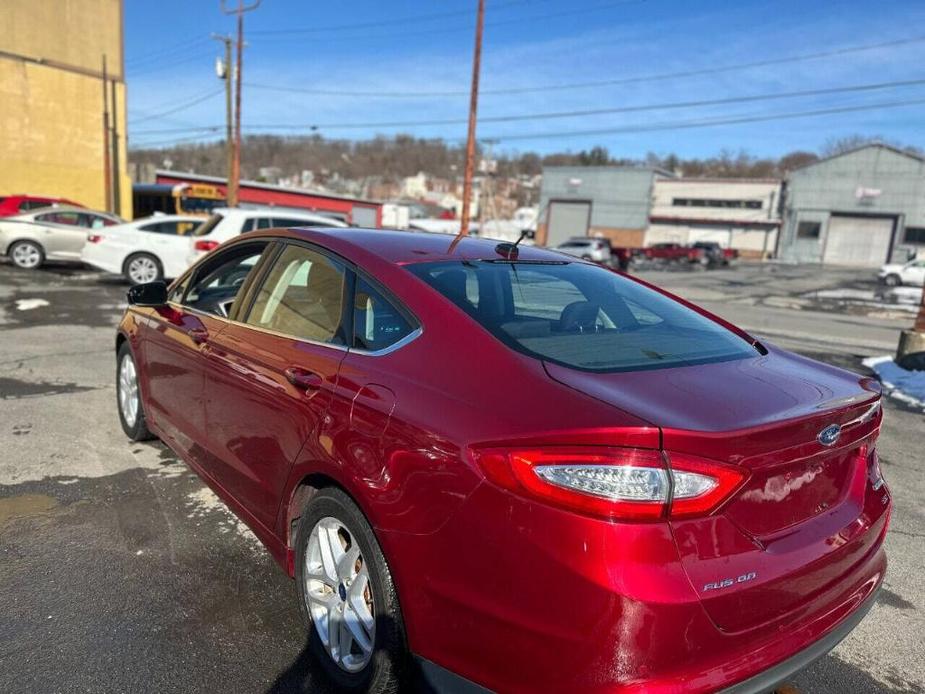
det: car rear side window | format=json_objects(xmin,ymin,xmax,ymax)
[
  {"xmin": 353, "ymin": 277, "xmax": 415, "ymax": 352},
  {"xmin": 409, "ymin": 260, "xmax": 756, "ymax": 372},
  {"xmin": 245, "ymin": 244, "xmax": 347, "ymax": 344},
  {"xmin": 193, "ymin": 213, "xmax": 224, "ymax": 237}
]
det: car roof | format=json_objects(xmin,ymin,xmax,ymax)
[
  {"xmin": 13, "ymin": 205, "xmax": 92, "ymax": 217},
  {"xmin": 266, "ymin": 227, "xmax": 579, "ymax": 265}
]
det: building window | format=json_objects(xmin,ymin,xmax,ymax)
[
  {"xmin": 904, "ymin": 227, "xmax": 925, "ymax": 244},
  {"xmin": 797, "ymin": 221, "xmax": 821, "ymax": 239},
  {"xmin": 672, "ymin": 198, "xmax": 763, "ymax": 209}
]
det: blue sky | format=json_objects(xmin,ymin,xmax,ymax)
[{"xmin": 125, "ymin": 0, "xmax": 925, "ymax": 158}]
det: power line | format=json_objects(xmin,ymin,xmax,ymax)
[
  {"xmin": 126, "ymin": 37, "xmax": 212, "ymax": 68},
  {"xmin": 248, "ymin": 0, "xmax": 641, "ymax": 38},
  {"xmin": 243, "ymin": 34, "xmax": 925, "ymax": 98},
  {"xmin": 126, "ymin": 49, "xmax": 218, "ymax": 77},
  {"xmin": 479, "ymin": 97, "xmax": 925, "ymax": 142},
  {"xmin": 132, "ymin": 77, "xmax": 925, "ymax": 133},
  {"xmin": 248, "ymin": 0, "xmax": 539, "ymax": 35},
  {"xmin": 128, "ymin": 98, "xmax": 925, "ymax": 149},
  {"xmin": 130, "ymin": 88, "xmax": 225, "ymax": 124}
]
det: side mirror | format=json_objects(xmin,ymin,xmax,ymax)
[{"xmin": 127, "ymin": 281, "xmax": 168, "ymax": 307}]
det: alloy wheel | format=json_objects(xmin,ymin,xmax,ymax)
[
  {"xmin": 304, "ymin": 517, "xmax": 376, "ymax": 673},
  {"xmin": 11, "ymin": 243, "xmax": 41, "ymax": 269},
  {"xmin": 118, "ymin": 354, "xmax": 139, "ymax": 427},
  {"xmin": 128, "ymin": 256, "xmax": 159, "ymax": 284}
]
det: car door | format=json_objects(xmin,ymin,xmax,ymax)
[
  {"xmin": 201, "ymin": 241, "xmax": 351, "ymax": 529},
  {"xmin": 140, "ymin": 241, "xmax": 271, "ymax": 462},
  {"xmin": 324, "ymin": 274, "xmax": 420, "ymax": 496},
  {"xmin": 33, "ymin": 211, "xmax": 90, "ymax": 259},
  {"xmin": 137, "ymin": 219, "xmax": 200, "ymax": 278},
  {"xmin": 903, "ymin": 259, "xmax": 925, "ymax": 286}
]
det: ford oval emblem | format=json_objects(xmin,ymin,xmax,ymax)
[{"xmin": 817, "ymin": 424, "xmax": 842, "ymax": 447}]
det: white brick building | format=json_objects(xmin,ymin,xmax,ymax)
[{"xmin": 646, "ymin": 178, "xmax": 782, "ymax": 258}]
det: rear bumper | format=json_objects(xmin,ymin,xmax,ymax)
[
  {"xmin": 721, "ymin": 583, "xmax": 879, "ymax": 694},
  {"xmin": 382, "ymin": 480, "xmax": 887, "ymax": 694}
]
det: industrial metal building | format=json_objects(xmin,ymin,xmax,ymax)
[
  {"xmin": 779, "ymin": 144, "xmax": 925, "ymax": 267},
  {"xmin": 647, "ymin": 178, "xmax": 781, "ymax": 259},
  {"xmin": 536, "ymin": 166, "xmax": 672, "ymax": 248}
]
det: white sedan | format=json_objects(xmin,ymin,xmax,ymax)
[
  {"xmin": 878, "ymin": 257, "xmax": 925, "ymax": 287},
  {"xmin": 81, "ymin": 215, "xmax": 202, "ymax": 284}
]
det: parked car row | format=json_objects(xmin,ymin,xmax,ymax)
[
  {"xmin": 1, "ymin": 204, "xmax": 347, "ymax": 283},
  {"xmin": 552, "ymin": 237, "xmax": 738, "ymax": 271}
]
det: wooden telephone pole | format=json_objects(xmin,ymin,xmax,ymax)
[
  {"xmin": 220, "ymin": 0, "xmax": 262, "ymax": 207},
  {"xmin": 456, "ymin": 0, "xmax": 485, "ymax": 242},
  {"xmin": 212, "ymin": 34, "xmax": 234, "ymax": 205}
]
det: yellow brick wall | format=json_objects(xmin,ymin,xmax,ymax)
[{"xmin": 0, "ymin": 0, "xmax": 131, "ymax": 218}]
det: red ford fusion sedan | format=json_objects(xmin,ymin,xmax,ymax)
[{"xmin": 115, "ymin": 227, "xmax": 890, "ymax": 693}]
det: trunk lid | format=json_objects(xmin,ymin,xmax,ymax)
[{"xmin": 545, "ymin": 348, "xmax": 888, "ymax": 632}]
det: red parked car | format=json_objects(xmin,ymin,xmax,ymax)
[
  {"xmin": 0, "ymin": 194, "xmax": 85, "ymax": 217},
  {"xmin": 116, "ymin": 227, "xmax": 889, "ymax": 693}
]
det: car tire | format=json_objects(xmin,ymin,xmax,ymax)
[
  {"xmin": 124, "ymin": 253, "xmax": 163, "ymax": 285},
  {"xmin": 294, "ymin": 487, "xmax": 407, "ymax": 694},
  {"xmin": 884, "ymin": 273, "xmax": 902, "ymax": 287},
  {"xmin": 116, "ymin": 341, "xmax": 154, "ymax": 441},
  {"xmin": 9, "ymin": 240, "xmax": 45, "ymax": 270}
]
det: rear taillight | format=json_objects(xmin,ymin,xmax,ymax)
[
  {"xmin": 87, "ymin": 234, "xmax": 103, "ymax": 243},
  {"xmin": 475, "ymin": 447, "xmax": 747, "ymax": 521},
  {"xmin": 194, "ymin": 239, "xmax": 219, "ymax": 252}
]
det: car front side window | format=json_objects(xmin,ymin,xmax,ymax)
[
  {"xmin": 244, "ymin": 244, "xmax": 347, "ymax": 344},
  {"xmin": 182, "ymin": 242, "xmax": 270, "ymax": 317}
]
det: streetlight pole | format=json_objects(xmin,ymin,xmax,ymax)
[
  {"xmin": 212, "ymin": 34, "xmax": 234, "ymax": 205},
  {"xmin": 456, "ymin": 0, "xmax": 485, "ymax": 243},
  {"xmin": 220, "ymin": 0, "xmax": 261, "ymax": 207}
]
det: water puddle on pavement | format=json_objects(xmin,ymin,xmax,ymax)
[{"xmin": 0, "ymin": 493, "xmax": 58, "ymax": 529}]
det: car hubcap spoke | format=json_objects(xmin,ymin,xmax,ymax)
[{"xmin": 305, "ymin": 517, "xmax": 375, "ymax": 672}]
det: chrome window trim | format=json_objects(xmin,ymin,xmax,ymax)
[{"xmin": 166, "ymin": 301, "xmax": 423, "ymax": 357}]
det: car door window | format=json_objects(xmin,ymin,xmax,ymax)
[
  {"xmin": 352, "ymin": 277, "xmax": 416, "ymax": 351},
  {"xmin": 245, "ymin": 244, "xmax": 347, "ymax": 344},
  {"xmin": 139, "ymin": 221, "xmax": 189, "ymax": 235},
  {"xmin": 36, "ymin": 211, "xmax": 82, "ymax": 226},
  {"xmin": 183, "ymin": 243, "xmax": 270, "ymax": 317}
]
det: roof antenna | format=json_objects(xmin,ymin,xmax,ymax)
[{"xmin": 494, "ymin": 228, "xmax": 529, "ymax": 260}]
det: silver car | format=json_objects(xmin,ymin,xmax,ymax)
[
  {"xmin": 0, "ymin": 206, "xmax": 123, "ymax": 269},
  {"xmin": 553, "ymin": 236, "xmax": 612, "ymax": 263}
]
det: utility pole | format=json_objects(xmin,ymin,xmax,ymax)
[
  {"xmin": 101, "ymin": 54, "xmax": 112, "ymax": 213},
  {"xmin": 212, "ymin": 34, "xmax": 234, "ymax": 205},
  {"xmin": 221, "ymin": 0, "xmax": 261, "ymax": 208},
  {"xmin": 456, "ymin": 0, "xmax": 485, "ymax": 242}
]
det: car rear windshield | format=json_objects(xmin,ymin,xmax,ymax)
[
  {"xmin": 194, "ymin": 213, "xmax": 224, "ymax": 237},
  {"xmin": 408, "ymin": 260, "xmax": 757, "ymax": 372}
]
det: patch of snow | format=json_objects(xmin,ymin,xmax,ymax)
[
  {"xmin": 15, "ymin": 299, "xmax": 50, "ymax": 311},
  {"xmin": 863, "ymin": 357, "xmax": 925, "ymax": 411},
  {"xmin": 185, "ymin": 486, "xmax": 261, "ymax": 551}
]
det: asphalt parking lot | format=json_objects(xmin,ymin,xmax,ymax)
[{"xmin": 0, "ymin": 260, "xmax": 923, "ymax": 694}]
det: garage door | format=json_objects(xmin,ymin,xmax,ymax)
[
  {"xmin": 546, "ymin": 201, "xmax": 591, "ymax": 247},
  {"xmin": 823, "ymin": 215, "xmax": 895, "ymax": 267}
]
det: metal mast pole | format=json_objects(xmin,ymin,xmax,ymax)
[
  {"xmin": 101, "ymin": 55, "xmax": 112, "ymax": 213},
  {"xmin": 456, "ymin": 0, "xmax": 485, "ymax": 242},
  {"xmin": 110, "ymin": 77, "xmax": 121, "ymax": 215}
]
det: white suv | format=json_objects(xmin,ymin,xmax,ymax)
[
  {"xmin": 552, "ymin": 237, "xmax": 612, "ymax": 264},
  {"xmin": 878, "ymin": 257, "xmax": 925, "ymax": 287},
  {"xmin": 187, "ymin": 207, "xmax": 348, "ymax": 268}
]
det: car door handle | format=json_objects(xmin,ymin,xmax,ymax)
[
  {"xmin": 285, "ymin": 367, "xmax": 323, "ymax": 390},
  {"xmin": 188, "ymin": 327, "xmax": 209, "ymax": 344}
]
